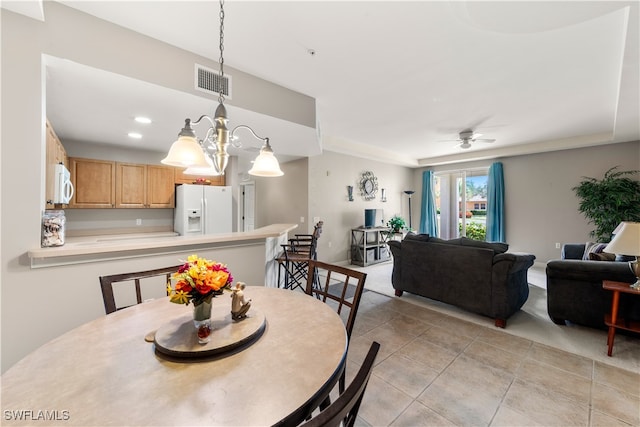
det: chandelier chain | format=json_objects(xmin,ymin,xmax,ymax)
[{"xmin": 218, "ymin": 0, "xmax": 225, "ymax": 104}]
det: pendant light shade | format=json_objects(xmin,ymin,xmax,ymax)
[
  {"xmin": 183, "ymin": 153, "xmax": 221, "ymax": 176},
  {"xmin": 248, "ymin": 141, "xmax": 284, "ymax": 177},
  {"xmin": 161, "ymin": 135, "xmax": 210, "ymax": 168}
]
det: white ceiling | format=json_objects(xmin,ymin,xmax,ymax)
[{"xmin": 6, "ymin": 1, "xmax": 640, "ymax": 169}]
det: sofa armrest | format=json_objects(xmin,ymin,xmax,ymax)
[
  {"xmin": 388, "ymin": 240, "xmax": 402, "ymax": 286},
  {"xmin": 561, "ymin": 244, "xmax": 586, "ymax": 260},
  {"xmin": 388, "ymin": 240, "xmax": 401, "ymax": 255},
  {"xmin": 493, "ymin": 252, "xmax": 536, "ymax": 274}
]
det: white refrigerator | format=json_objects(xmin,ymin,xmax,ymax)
[{"xmin": 174, "ymin": 184, "xmax": 232, "ymax": 236}]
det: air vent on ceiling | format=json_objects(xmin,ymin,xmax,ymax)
[{"xmin": 195, "ymin": 64, "xmax": 232, "ymax": 99}]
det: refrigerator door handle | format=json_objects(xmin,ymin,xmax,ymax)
[{"xmin": 202, "ymin": 197, "xmax": 207, "ymax": 234}]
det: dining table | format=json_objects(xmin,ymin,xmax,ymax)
[{"xmin": 1, "ymin": 287, "xmax": 347, "ymax": 426}]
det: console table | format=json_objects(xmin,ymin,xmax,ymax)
[
  {"xmin": 351, "ymin": 227, "xmax": 391, "ymax": 267},
  {"xmin": 602, "ymin": 280, "xmax": 640, "ymax": 357}
]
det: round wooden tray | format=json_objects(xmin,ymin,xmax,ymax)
[{"xmin": 154, "ymin": 307, "xmax": 266, "ymax": 359}]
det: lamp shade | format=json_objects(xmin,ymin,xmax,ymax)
[
  {"xmin": 161, "ymin": 136, "xmax": 210, "ymax": 168},
  {"xmin": 182, "ymin": 154, "xmax": 221, "ymax": 176},
  {"xmin": 248, "ymin": 149, "xmax": 283, "ymax": 177},
  {"xmin": 604, "ymin": 222, "xmax": 640, "ymax": 256}
]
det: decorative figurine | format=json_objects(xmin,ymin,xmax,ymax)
[{"xmin": 230, "ymin": 282, "xmax": 251, "ymax": 320}]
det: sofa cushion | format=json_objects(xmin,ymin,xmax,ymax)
[
  {"xmin": 582, "ymin": 242, "xmax": 607, "ymax": 260},
  {"xmin": 588, "ymin": 252, "xmax": 616, "ymax": 261},
  {"xmin": 459, "ymin": 237, "xmax": 509, "ymax": 254},
  {"xmin": 427, "ymin": 237, "xmax": 462, "ymax": 245},
  {"xmin": 403, "ymin": 233, "xmax": 430, "ymax": 242},
  {"xmin": 423, "ymin": 236, "xmax": 508, "ymax": 253}
]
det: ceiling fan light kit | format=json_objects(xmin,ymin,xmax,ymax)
[{"xmin": 161, "ymin": 0, "xmax": 283, "ymax": 177}]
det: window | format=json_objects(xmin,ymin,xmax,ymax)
[{"xmin": 434, "ymin": 168, "xmax": 488, "ymax": 240}]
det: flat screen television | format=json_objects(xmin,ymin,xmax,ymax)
[{"xmin": 364, "ymin": 209, "xmax": 383, "ymax": 228}]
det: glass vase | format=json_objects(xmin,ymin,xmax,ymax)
[{"xmin": 193, "ymin": 300, "xmax": 213, "ymax": 344}]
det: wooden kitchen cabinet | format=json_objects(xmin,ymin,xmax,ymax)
[
  {"xmin": 115, "ymin": 163, "xmax": 147, "ymax": 208},
  {"xmin": 174, "ymin": 168, "xmax": 225, "ymax": 186},
  {"xmin": 116, "ymin": 163, "xmax": 175, "ymax": 208},
  {"xmin": 45, "ymin": 120, "xmax": 68, "ymax": 208},
  {"xmin": 69, "ymin": 158, "xmax": 116, "ymax": 208},
  {"xmin": 70, "ymin": 158, "xmax": 175, "ymax": 209},
  {"xmin": 146, "ymin": 165, "xmax": 176, "ymax": 208}
]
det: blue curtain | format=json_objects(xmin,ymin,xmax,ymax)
[
  {"xmin": 419, "ymin": 170, "xmax": 438, "ymax": 236},
  {"xmin": 486, "ymin": 162, "xmax": 505, "ymax": 242}
]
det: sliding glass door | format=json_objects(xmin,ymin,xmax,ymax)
[{"xmin": 434, "ymin": 169, "xmax": 488, "ymax": 240}]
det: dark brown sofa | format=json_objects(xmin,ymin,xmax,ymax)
[
  {"xmin": 388, "ymin": 234, "xmax": 535, "ymax": 328},
  {"xmin": 546, "ymin": 243, "xmax": 638, "ymax": 329}
]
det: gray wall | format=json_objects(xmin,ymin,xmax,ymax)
[
  {"xmin": 219, "ymin": 141, "xmax": 640, "ymax": 268},
  {"xmin": 308, "ymin": 151, "xmax": 414, "ymax": 263},
  {"xmin": 501, "ymin": 141, "xmax": 640, "ymax": 262},
  {"xmin": 411, "ymin": 141, "xmax": 640, "ymax": 263}
]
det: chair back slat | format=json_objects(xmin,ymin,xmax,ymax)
[
  {"xmin": 99, "ymin": 265, "xmax": 181, "ymax": 314},
  {"xmin": 305, "ymin": 260, "xmax": 367, "ymax": 340}
]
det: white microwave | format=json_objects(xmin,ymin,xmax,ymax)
[{"xmin": 54, "ymin": 163, "xmax": 74, "ymax": 204}]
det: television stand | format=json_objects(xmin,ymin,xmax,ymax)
[{"xmin": 350, "ymin": 227, "xmax": 391, "ymax": 267}]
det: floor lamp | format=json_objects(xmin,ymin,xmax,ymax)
[{"xmin": 404, "ymin": 190, "xmax": 415, "ymax": 229}]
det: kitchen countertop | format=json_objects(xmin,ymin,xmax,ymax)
[{"xmin": 28, "ymin": 224, "xmax": 297, "ymax": 268}]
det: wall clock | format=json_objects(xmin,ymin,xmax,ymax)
[{"xmin": 359, "ymin": 171, "xmax": 378, "ymax": 200}]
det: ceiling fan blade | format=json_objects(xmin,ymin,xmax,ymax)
[{"xmin": 474, "ymin": 138, "xmax": 495, "ymax": 143}]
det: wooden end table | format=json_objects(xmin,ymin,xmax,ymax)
[{"xmin": 602, "ymin": 280, "xmax": 640, "ymax": 357}]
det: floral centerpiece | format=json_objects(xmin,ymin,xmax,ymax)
[
  {"xmin": 166, "ymin": 254, "xmax": 234, "ymax": 344},
  {"xmin": 167, "ymin": 254, "xmax": 233, "ymax": 306}
]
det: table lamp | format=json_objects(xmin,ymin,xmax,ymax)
[{"xmin": 604, "ymin": 221, "xmax": 640, "ymax": 289}]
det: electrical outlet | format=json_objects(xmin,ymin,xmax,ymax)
[
  {"xmin": 328, "ymin": 241, "xmax": 332, "ymax": 248},
  {"xmin": 136, "ymin": 218, "xmax": 142, "ymax": 226},
  {"xmin": 300, "ymin": 217, "xmax": 305, "ymax": 223},
  {"xmin": 555, "ymin": 242, "xmax": 561, "ymax": 249}
]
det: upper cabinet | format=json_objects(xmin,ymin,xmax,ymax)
[
  {"xmin": 69, "ymin": 158, "xmax": 175, "ymax": 209},
  {"xmin": 45, "ymin": 120, "xmax": 68, "ymax": 208},
  {"xmin": 116, "ymin": 163, "xmax": 175, "ymax": 208},
  {"xmin": 147, "ymin": 165, "xmax": 176, "ymax": 208},
  {"xmin": 69, "ymin": 158, "xmax": 116, "ymax": 208}
]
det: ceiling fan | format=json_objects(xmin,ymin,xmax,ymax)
[{"xmin": 450, "ymin": 129, "xmax": 496, "ymax": 149}]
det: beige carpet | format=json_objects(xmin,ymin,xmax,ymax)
[{"xmin": 354, "ymin": 261, "xmax": 640, "ymax": 373}]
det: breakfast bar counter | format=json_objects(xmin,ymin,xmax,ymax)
[{"xmin": 27, "ymin": 224, "xmax": 297, "ymax": 269}]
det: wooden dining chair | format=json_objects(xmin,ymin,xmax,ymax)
[
  {"xmin": 99, "ymin": 265, "xmax": 180, "ymax": 314},
  {"xmin": 275, "ymin": 341, "xmax": 380, "ymax": 427},
  {"xmin": 305, "ymin": 259, "xmax": 367, "ymax": 396},
  {"xmin": 305, "ymin": 259, "xmax": 366, "ymax": 340},
  {"xmin": 277, "ymin": 221, "xmax": 323, "ymax": 291}
]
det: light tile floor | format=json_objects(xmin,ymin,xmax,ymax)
[{"xmin": 341, "ymin": 284, "xmax": 640, "ymax": 426}]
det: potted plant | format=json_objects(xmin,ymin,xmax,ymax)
[
  {"xmin": 387, "ymin": 215, "xmax": 406, "ymax": 233},
  {"xmin": 572, "ymin": 166, "xmax": 640, "ymax": 242}
]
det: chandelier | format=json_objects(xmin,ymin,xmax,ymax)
[{"xmin": 161, "ymin": 0, "xmax": 283, "ymax": 177}]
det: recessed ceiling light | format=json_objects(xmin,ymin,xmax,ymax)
[
  {"xmin": 128, "ymin": 132, "xmax": 142, "ymax": 139},
  {"xmin": 134, "ymin": 117, "xmax": 152, "ymax": 124}
]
